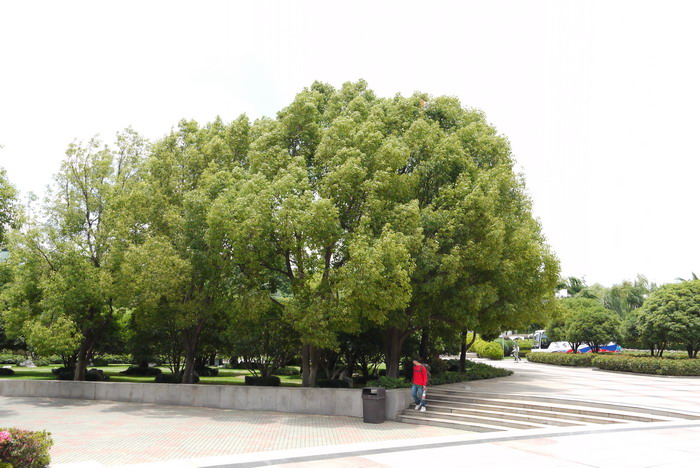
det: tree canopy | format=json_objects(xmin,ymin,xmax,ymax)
[{"xmin": 0, "ymin": 81, "xmax": 560, "ymax": 384}]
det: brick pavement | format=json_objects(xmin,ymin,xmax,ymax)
[{"xmin": 0, "ymin": 396, "xmax": 465, "ymax": 466}]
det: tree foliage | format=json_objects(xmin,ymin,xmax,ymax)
[{"xmin": 632, "ymin": 281, "xmax": 700, "ymax": 357}]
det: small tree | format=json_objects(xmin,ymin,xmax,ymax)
[
  {"xmin": 561, "ymin": 298, "xmax": 620, "ymax": 352},
  {"xmin": 638, "ymin": 281, "xmax": 700, "ymax": 358}
]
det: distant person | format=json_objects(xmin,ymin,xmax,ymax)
[
  {"xmin": 513, "ymin": 339, "xmax": 521, "ymax": 362},
  {"xmin": 411, "ymin": 357, "xmax": 429, "ymax": 412}
]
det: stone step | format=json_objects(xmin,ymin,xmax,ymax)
[
  {"xmin": 425, "ymin": 394, "xmax": 669, "ymax": 423},
  {"xmin": 400, "ymin": 408, "xmax": 549, "ymax": 430},
  {"xmin": 427, "ymin": 389, "xmax": 700, "ymax": 420},
  {"xmin": 424, "ymin": 403, "xmax": 591, "ymax": 427},
  {"xmin": 426, "ymin": 396, "xmax": 666, "ymax": 423},
  {"xmin": 397, "ymin": 413, "xmax": 507, "ymax": 432}
]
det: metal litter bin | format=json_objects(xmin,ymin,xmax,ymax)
[{"xmin": 361, "ymin": 387, "xmax": 386, "ymax": 423}]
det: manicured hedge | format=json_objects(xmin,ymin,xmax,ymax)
[
  {"xmin": 592, "ymin": 355, "xmax": 700, "ymax": 376},
  {"xmin": 0, "ymin": 368, "xmax": 14, "ymax": 376},
  {"xmin": 244, "ymin": 376, "xmax": 281, "ymax": 386},
  {"xmin": 274, "ymin": 366, "xmax": 300, "ymax": 376},
  {"xmin": 369, "ymin": 362, "xmax": 512, "ymax": 388},
  {"xmin": 0, "ymin": 427, "xmax": 53, "ymax": 468},
  {"xmin": 526, "ymin": 352, "xmax": 595, "ymax": 367},
  {"xmin": 155, "ymin": 372, "xmax": 200, "ymax": 384},
  {"xmin": 316, "ymin": 379, "xmax": 351, "ymax": 388},
  {"xmin": 478, "ymin": 342, "xmax": 504, "ymax": 360},
  {"xmin": 367, "ymin": 376, "xmax": 411, "ymax": 389},
  {"xmin": 120, "ymin": 366, "xmax": 163, "ymax": 376}
]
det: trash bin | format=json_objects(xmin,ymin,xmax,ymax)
[{"xmin": 361, "ymin": 387, "xmax": 386, "ymax": 423}]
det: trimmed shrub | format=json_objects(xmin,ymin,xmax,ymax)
[
  {"xmin": 526, "ymin": 352, "xmax": 595, "ymax": 367},
  {"xmin": 352, "ymin": 375, "xmax": 373, "ymax": 385},
  {"xmin": 0, "ymin": 354, "xmax": 20, "ymax": 365},
  {"xmin": 367, "ymin": 376, "xmax": 411, "ymax": 389},
  {"xmin": 515, "ymin": 339, "xmax": 532, "ymax": 354},
  {"xmin": 0, "ymin": 427, "xmax": 53, "ymax": 468},
  {"xmin": 316, "ymin": 379, "xmax": 351, "ymax": 388},
  {"xmin": 593, "ymin": 355, "xmax": 700, "ymax": 376},
  {"xmin": 495, "ymin": 338, "xmax": 514, "ymax": 357},
  {"xmin": 479, "ymin": 342, "xmax": 504, "ymax": 360},
  {"xmin": 34, "ymin": 356, "xmax": 62, "ymax": 367},
  {"xmin": 85, "ymin": 369, "xmax": 109, "ymax": 381},
  {"xmin": 0, "ymin": 368, "xmax": 14, "ymax": 376},
  {"xmin": 195, "ymin": 366, "xmax": 219, "ymax": 377},
  {"xmin": 51, "ymin": 367, "xmax": 75, "ymax": 380},
  {"xmin": 244, "ymin": 376, "xmax": 281, "ymax": 386},
  {"xmin": 274, "ymin": 366, "xmax": 300, "ymax": 376},
  {"xmin": 91, "ymin": 358, "xmax": 110, "ymax": 367},
  {"xmin": 120, "ymin": 366, "xmax": 163, "ymax": 376},
  {"xmin": 464, "ymin": 361, "xmax": 513, "ymax": 380},
  {"xmin": 154, "ymin": 372, "xmax": 200, "ymax": 384}
]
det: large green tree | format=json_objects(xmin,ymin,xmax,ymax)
[
  {"xmin": 208, "ymin": 82, "xmax": 419, "ymax": 385},
  {"xmin": 3, "ymin": 131, "xmax": 145, "ymax": 380},
  {"xmin": 122, "ymin": 117, "xmax": 250, "ymax": 383},
  {"xmin": 209, "ymin": 81, "xmax": 558, "ymax": 383}
]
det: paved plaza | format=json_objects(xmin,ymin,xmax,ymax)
[{"xmin": 1, "ymin": 360, "xmax": 700, "ymax": 467}]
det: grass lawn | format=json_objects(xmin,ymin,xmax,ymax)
[{"xmin": 0, "ymin": 365, "xmax": 304, "ymax": 386}]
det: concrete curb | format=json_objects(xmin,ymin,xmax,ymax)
[{"xmin": 0, "ymin": 379, "xmax": 412, "ymax": 420}]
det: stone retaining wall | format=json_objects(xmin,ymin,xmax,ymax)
[{"xmin": 0, "ymin": 380, "xmax": 412, "ymax": 420}]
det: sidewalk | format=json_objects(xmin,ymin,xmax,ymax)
[{"xmin": 0, "ymin": 396, "xmax": 465, "ymax": 466}]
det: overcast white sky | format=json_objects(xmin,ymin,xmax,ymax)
[{"xmin": 1, "ymin": 1, "xmax": 699, "ymax": 287}]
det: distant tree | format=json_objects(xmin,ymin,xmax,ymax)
[
  {"xmin": 603, "ymin": 275, "xmax": 655, "ymax": 317},
  {"xmin": 560, "ymin": 298, "xmax": 621, "ymax": 352},
  {"xmin": 558, "ymin": 277, "xmax": 587, "ymax": 297},
  {"xmin": 636, "ymin": 281, "xmax": 700, "ymax": 358},
  {"xmin": 0, "ymin": 167, "xmax": 19, "ymax": 245}
]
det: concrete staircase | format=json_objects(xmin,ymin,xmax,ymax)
[{"xmin": 398, "ymin": 388, "xmax": 700, "ymax": 432}]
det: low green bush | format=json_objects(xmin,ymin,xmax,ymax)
[
  {"xmin": 33, "ymin": 355, "xmax": 62, "ymax": 367},
  {"xmin": 495, "ymin": 338, "xmax": 514, "ymax": 357},
  {"xmin": 0, "ymin": 354, "xmax": 20, "ymax": 365},
  {"xmin": 0, "ymin": 427, "xmax": 53, "ymax": 468},
  {"xmin": 274, "ymin": 366, "xmax": 300, "ymax": 376},
  {"xmin": 51, "ymin": 367, "xmax": 75, "ymax": 380},
  {"xmin": 515, "ymin": 339, "xmax": 532, "ymax": 354},
  {"xmin": 464, "ymin": 361, "xmax": 513, "ymax": 380},
  {"xmin": 155, "ymin": 372, "xmax": 200, "ymax": 384},
  {"xmin": 621, "ymin": 350, "xmax": 689, "ymax": 359},
  {"xmin": 85, "ymin": 369, "xmax": 109, "ymax": 381},
  {"xmin": 316, "ymin": 379, "xmax": 350, "ymax": 388},
  {"xmin": 526, "ymin": 352, "xmax": 595, "ymax": 367},
  {"xmin": 352, "ymin": 375, "xmax": 373, "ymax": 385},
  {"xmin": 195, "ymin": 366, "xmax": 219, "ymax": 377},
  {"xmin": 479, "ymin": 342, "xmax": 504, "ymax": 360},
  {"xmin": 0, "ymin": 368, "xmax": 14, "ymax": 376},
  {"xmin": 367, "ymin": 376, "xmax": 411, "ymax": 389},
  {"xmin": 120, "ymin": 366, "xmax": 163, "ymax": 376},
  {"xmin": 244, "ymin": 376, "xmax": 281, "ymax": 386},
  {"xmin": 593, "ymin": 355, "xmax": 700, "ymax": 376}
]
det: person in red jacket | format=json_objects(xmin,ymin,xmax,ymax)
[{"xmin": 411, "ymin": 358, "xmax": 429, "ymax": 412}]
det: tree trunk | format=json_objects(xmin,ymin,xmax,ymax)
[
  {"xmin": 181, "ymin": 320, "xmax": 205, "ymax": 384},
  {"xmin": 301, "ymin": 344, "xmax": 310, "ymax": 385},
  {"xmin": 74, "ymin": 340, "xmax": 89, "ymax": 381},
  {"xmin": 74, "ymin": 333, "xmax": 98, "ymax": 381},
  {"xmin": 459, "ymin": 330, "xmax": 476, "ymax": 374},
  {"xmin": 419, "ymin": 327, "xmax": 429, "ymax": 360},
  {"xmin": 385, "ymin": 327, "xmax": 408, "ymax": 378},
  {"xmin": 301, "ymin": 344, "xmax": 320, "ymax": 387}
]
